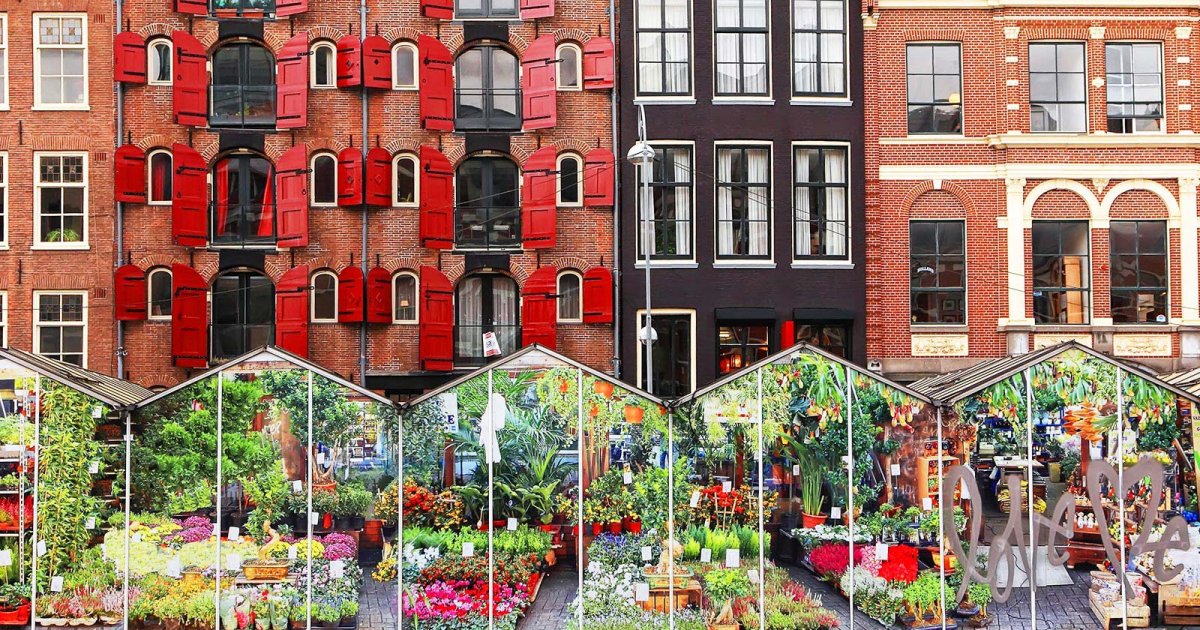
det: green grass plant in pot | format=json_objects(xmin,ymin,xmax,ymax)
[{"xmin": 798, "ymin": 455, "xmax": 826, "ymax": 528}]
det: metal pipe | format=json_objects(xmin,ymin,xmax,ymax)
[
  {"xmin": 609, "ymin": 0, "xmax": 620, "ymax": 378},
  {"xmin": 359, "ymin": 0, "xmax": 369, "ymax": 387},
  {"xmin": 115, "ymin": 0, "xmax": 126, "ymax": 379},
  {"xmin": 637, "ymin": 104, "xmax": 653, "ymax": 394}
]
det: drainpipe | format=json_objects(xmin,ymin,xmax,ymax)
[
  {"xmin": 609, "ymin": 0, "xmax": 620, "ymax": 378},
  {"xmin": 115, "ymin": 0, "xmax": 125, "ymax": 379},
  {"xmin": 359, "ymin": 0, "xmax": 369, "ymax": 388}
]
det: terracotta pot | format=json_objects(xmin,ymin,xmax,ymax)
[
  {"xmin": 801, "ymin": 512, "xmax": 827, "ymax": 529},
  {"xmin": 623, "ymin": 405, "xmax": 644, "ymax": 424},
  {"xmin": 607, "ymin": 521, "xmax": 622, "ymax": 534}
]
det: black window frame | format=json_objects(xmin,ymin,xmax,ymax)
[
  {"xmin": 209, "ymin": 41, "xmax": 277, "ymax": 129},
  {"xmin": 636, "ymin": 0, "xmax": 693, "ymax": 96},
  {"xmin": 455, "ymin": 273, "xmax": 520, "ymax": 367},
  {"xmin": 455, "ymin": 155, "xmax": 521, "ymax": 251},
  {"xmin": 1110, "ymin": 220, "xmax": 1168, "ymax": 324},
  {"xmin": 909, "ymin": 220, "xmax": 966, "ymax": 325},
  {"xmin": 1105, "ymin": 42, "xmax": 1164, "ymax": 134},
  {"xmin": 638, "ymin": 145, "xmax": 694, "ymax": 260},
  {"xmin": 792, "ymin": 145, "xmax": 848, "ymax": 260},
  {"xmin": 454, "ymin": 46, "xmax": 521, "ymax": 132},
  {"xmin": 714, "ymin": 0, "xmax": 769, "ymax": 97},
  {"xmin": 715, "ymin": 145, "xmax": 772, "ymax": 259},
  {"xmin": 641, "ymin": 313, "xmax": 693, "ymax": 396},
  {"xmin": 211, "ymin": 270, "xmax": 275, "ymax": 361},
  {"xmin": 211, "ymin": 153, "xmax": 277, "ymax": 247},
  {"xmin": 1032, "ymin": 220, "xmax": 1091, "ymax": 324},
  {"xmin": 454, "ymin": 0, "xmax": 518, "ymax": 19},
  {"xmin": 716, "ymin": 320, "xmax": 773, "ymax": 376},
  {"xmin": 906, "ymin": 42, "xmax": 962, "ymax": 135},
  {"xmin": 209, "ymin": 0, "xmax": 277, "ymax": 16},
  {"xmin": 1029, "ymin": 41, "xmax": 1087, "ymax": 133},
  {"xmin": 791, "ymin": 0, "xmax": 846, "ymax": 97},
  {"xmin": 791, "ymin": 320, "xmax": 849, "ymax": 358}
]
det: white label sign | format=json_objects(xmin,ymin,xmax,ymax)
[
  {"xmin": 890, "ymin": 463, "xmax": 901, "ymax": 477},
  {"xmin": 92, "ymin": 406, "xmax": 103, "ymax": 419},
  {"xmin": 292, "ymin": 480, "xmax": 303, "ymax": 493},
  {"xmin": 212, "ymin": 525, "xmax": 220, "ymax": 537},
  {"xmin": 725, "ymin": 549, "xmax": 740, "ymax": 568},
  {"xmin": 792, "ymin": 464, "xmax": 800, "ymax": 476},
  {"xmin": 831, "ymin": 507, "xmax": 842, "ymax": 520},
  {"xmin": 748, "ymin": 569, "xmax": 760, "ymax": 584},
  {"xmin": 623, "ymin": 471, "xmax": 632, "ymax": 485},
  {"xmin": 166, "ymin": 558, "xmax": 182, "ymax": 577},
  {"xmin": 722, "ymin": 481, "xmax": 732, "ymax": 493},
  {"xmin": 700, "ymin": 548, "xmax": 712, "ymax": 563},
  {"xmin": 634, "ymin": 583, "xmax": 650, "ymax": 602},
  {"xmin": 875, "ymin": 543, "xmax": 889, "ymax": 561},
  {"xmin": 483, "ymin": 332, "xmax": 502, "ymax": 357},
  {"xmin": 132, "ymin": 533, "xmax": 143, "ymax": 543},
  {"xmin": 287, "ymin": 545, "xmax": 298, "ymax": 561},
  {"xmin": 0, "ymin": 550, "xmax": 12, "ymax": 566},
  {"xmin": 462, "ymin": 542, "xmax": 475, "ymax": 558},
  {"xmin": 317, "ymin": 452, "xmax": 326, "ymax": 465},
  {"xmin": 641, "ymin": 546, "xmax": 653, "ymax": 562},
  {"xmin": 228, "ymin": 527, "xmax": 240, "ymax": 540},
  {"xmin": 507, "ymin": 518, "xmax": 518, "ymax": 531},
  {"xmin": 310, "ymin": 511, "xmax": 320, "ymax": 525},
  {"xmin": 88, "ymin": 461, "xmax": 99, "ymax": 474},
  {"xmin": 85, "ymin": 517, "xmax": 95, "ymax": 530},
  {"xmin": 330, "ymin": 560, "xmax": 345, "ymax": 579},
  {"xmin": 441, "ymin": 393, "xmax": 459, "ymax": 434},
  {"xmin": 922, "ymin": 497, "xmax": 933, "ymax": 511},
  {"xmin": 690, "ymin": 491, "xmax": 700, "ymax": 508},
  {"xmin": 50, "ymin": 576, "xmax": 63, "ymax": 592},
  {"xmin": 226, "ymin": 553, "xmax": 242, "ymax": 571},
  {"xmin": 36, "ymin": 541, "xmax": 46, "ymax": 556}
]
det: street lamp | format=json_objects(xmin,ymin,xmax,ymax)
[{"xmin": 627, "ymin": 105, "xmax": 656, "ymax": 394}]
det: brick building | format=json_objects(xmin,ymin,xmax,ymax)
[{"xmin": 864, "ymin": 0, "xmax": 1200, "ymax": 378}]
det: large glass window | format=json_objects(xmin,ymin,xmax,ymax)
[
  {"xmin": 638, "ymin": 145, "xmax": 693, "ymax": 259},
  {"xmin": 557, "ymin": 153, "xmax": 582, "ymax": 206},
  {"xmin": 1106, "ymin": 42, "xmax": 1164, "ymax": 133},
  {"xmin": 906, "ymin": 43, "xmax": 961, "ymax": 134},
  {"xmin": 210, "ymin": 42, "xmax": 276, "ymax": 128},
  {"xmin": 792, "ymin": 0, "xmax": 845, "ymax": 96},
  {"xmin": 455, "ymin": 47, "xmax": 520, "ymax": 131},
  {"xmin": 793, "ymin": 145, "xmax": 847, "ymax": 259},
  {"xmin": 640, "ymin": 312, "xmax": 693, "ymax": 395},
  {"xmin": 456, "ymin": 155, "xmax": 520, "ymax": 249},
  {"xmin": 212, "ymin": 271, "xmax": 274, "ymax": 359},
  {"xmin": 310, "ymin": 41, "xmax": 335, "ymax": 88},
  {"xmin": 311, "ymin": 153, "xmax": 336, "ymax": 206},
  {"xmin": 636, "ymin": 0, "xmax": 692, "ymax": 96},
  {"xmin": 557, "ymin": 271, "xmax": 582, "ymax": 322},
  {"xmin": 147, "ymin": 267, "xmax": 172, "ymax": 320},
  {"xmin": 792, "ymin": 320, "xmax": 848, "ymax": 357},
  {"xmin": 455, "ymin": 274, "xmax": 519, "ymax": 366},
  {"xmin": 393, "ymin": 42, "xmax": 417, "ymax": 90},
  {"xmin": 1029, "ymin": 42, "xmax": 1086, "ymax": 132},
  {"xmin": 1111, "ymin": 220, "xmax": 1168, "ymax": 324},
  {"xmin": 714, "ymin": 0, "xmax": 768, "ymax": 96},
  {"xmin": 716, "ymin": 145, "xmax": 771, "ymax": 258},
  {"xmin": 717, "ymin": 322, "xmax": 770, "ymax": 375},
  {"xmin": 212, "ymin": 154, "xmax": 275, "ymax": 246},
  {"xmin": 393, "ymin": 154, "xmax": 418, "ymax": 207},
  {"xmin": 556, "ymin": 43, "xmax": 581, "ymax": 90},
  {"xmin": 910, "ymin": 220, "xmax": 966, "ymax": 324},
  {"xmin": 34, "ymin": 14, "xmax": 87, "ymax": 109},
  {"xmin": 35, "ymin": 153, "xmax": 87, "ymax": 247},
  {"xmin": 210, "ymin": 0, "xmax": 277, "ymax": 16},
  {"xmin": 1032, "ymin": 220, "xmax": 1090, "ymax": 324},
  {"xmin": 34, "ymin": 292, "xmax": 86, "ymax": 367}
]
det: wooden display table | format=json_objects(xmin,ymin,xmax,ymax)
[
  {"xmin": 637, "ymin": 579, "xmax": 702, "ymax": 613},
  {"xmin": 1089, "ymin": 590, "xmax": 1150, "ymax": 628},
  {"xmin": 1065, "ymin": 504, "xmax": 1105, "ymax": 569}
]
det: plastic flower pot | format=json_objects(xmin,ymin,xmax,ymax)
[
  {"xmin": 801, "ymin": 512, "xmax": 827, "ymax": 529},
  {"xmin": 607, "ymin": 521, "xmax": 622, "ymax": 534},
  {"xmin": 538, "ymin": 523, "xmax": 557, "ymax": 534},
  {"xmin": 624, "ymin": 518, "xmax": 642, "ymax": 534},
  {"xmin": 591, "ymin": 523, "xmax": 603, "ymax": 536},
  {"xmin": 0, "ymin": 602, "xmax": 30, "ymax": 625}
]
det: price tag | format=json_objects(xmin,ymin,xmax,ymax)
[
  {"xmin": 0, "ymin": 550, "xmax": 12, "ymax": 567},
  {"xmin": 14, "ymin": 389, "xmax": 26, "ymax": 398},
  {"xmin": 725, "ymin": 549, "xmax": 740, "ymax": 568},
  {"xmin": 690, "ymin": 491, "xmax": 700, "ymax": 508},
  {"xmin": 92, "ymin": 406, "xmax": 103, "ymax": 419},
  {"xmin": 36, "ymin": 541, "xmax": 46, "ymax": 556},
  {"xmin": 641, "ymin": 546, "xmax": 652, "ymax": 562},
  {"xmin": 922, "ymin": 498, "xmax": 933, "ymax": 511},
  {"xmin": 310, "ymin": 511, "xmax": 320, "ymax": 525},
  {"xmin": 50, "ymin": 576, "xmax": 63, "ymax": 592},
  {"xmin": 317, "ymin": 452, "xmax": 326, "ymax": 465},
  {"xmin": 623, "ymin": 471, "xmax": 632, "ymax": 485},
  {"xmin": 792, "ymin": 465, "xmax": 800, "ymax": 476},
  {"xmin": 890, "ymin": 463, "xmax": 901, "ymax": 477},
  {"xmin": 287, "ymin": 545, "xmax": 298, "ymax": 561},
  {"xmin": 292, "ymin": 480, "xmax": 303, "ymax": 493},
  {"xmin": 226, "ymin": 553, "xmax": 242, "ymax": 571},
  {"xmin": 462, "ymin": 542, "xmax": 475, "ymax": 558},
  {"xmin": 85, "ymin": 517, "xmax": 95, "ymax": 530},
  {"xmin": 330, "ymin": 560, "xmax": 345, "ymax": 579},
  {"xmin": 227, "ymin": 527, "xmax": 240, "ymax": 540},
  {"xmin": 166, "ymin": 558, "xmax": 182, "ymax": 577},
  {"xmin": 831, "ymin": 507, "xmax": 842, "ymax": 520},
  {"xmin": 722, "ymin": 481, "xmax": 732, "ymax": 493},
  {"xmin": 131, "ymin": 533, "xmax": 143, "ymax": 543},
  {"xmin": 700, "ymin": 549, "xmax": 712, "ymax": 563},
  {"xmin": 88, "ymin": 461, "xmax": 99, "ymax": 474},
  {"xmin": 634, "ymin": 583, "xmax": 650, "ymax": 602},
  {"xmin": 875, "ymin": 543, "xmax": 889, "ymax": 561},
  {"xmin": 748, "ymin": 569, "xmax": 760, "ymax": 584}
]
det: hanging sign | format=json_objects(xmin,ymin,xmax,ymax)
[
  {"xmin": 440, "ymin": 393, "xmax": 459, "ymax": 433},
  {"xmin": 483, "ymin": 332, "xmax": 502, "ymax": 357}
]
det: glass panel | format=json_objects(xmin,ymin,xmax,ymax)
[{"xmin": 0, "ymin": 368, "xmax": 35, "ymax": 630}]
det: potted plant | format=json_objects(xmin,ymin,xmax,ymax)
[
  {"xmin": 702, "ymin": 568, "xmax": 751, "ymax": 630},
  {"xmin": 966, "ymin": 582, "xmax": 992, "ymax": 627},
  {"xmin": 799, "ymin": 462, "xmax": 826, "ymax": 529},
  {"xmin": 333, "ymin": 485, "xmax": 371, "ymax": 531},
  {"xmin": 312, "ymin": 490, "xmax": 338, "ymax": 530},
  {"xmin": 0, "ymin": 583, "xmax": 30, "ymax": 625}
]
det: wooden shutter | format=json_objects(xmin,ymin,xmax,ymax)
[
  {"xmin": 172, "ymin": 31, "xmax": 208, "ymax": 126},
  {"xmin": 362, "ymin": 36, "xmax": 391, "ymax": 90},
  {"xmin": 114, "ymin": 32, "xmax": 147, "ymax": 84},
  {"xmin": 174, "ymin": 0, "xmax": 207, "ymax": 15},
  {"xmin": 276, "ymin": 33, "xmax": 309, "ymax": 130},
  {"xmin": 418, "ymin": 35, "xmax": 454, "ymax": 131},
  {"xmin": 336, "ymin": 35, "xmax": 362, "ymax": 88},
  {"xmin": 275, "ymin": 265, "xmax": 310, "ymax": 358},
  {"xmin": 365, "ymin": 147, "xmax": 391, "ymax": 208},
  {"xmin": 521, "ymin": 146, "xmax": 557, "ymax": 249},
  {"xmin": 419, "ymin": 145, "xmax": 454, "ymax": 249},
  {"xmin": 337, "ymin": 266, "xmax": 365, "ymax": 323},
  {"xmin": 171, "ymin": 263, "xmax": 209, "ymax": 369},
  {"xmin": 171, "ymin": 143, "xmax": 208, "ymax": 247},
  {"xmin": 582, "ymin": 37, "xmax": 615, "ymax": 89},
  {"xmin": 583, "ymin": 147, "xmax": 615, "ymax": 207},
  {"xmin": 337, "ymin": 147, "xmax": 363, "ymax": 206},
  {"xmin": 275, "ymin": 144, "xmax": 309, "ymax": 247},
  {"xmin": 521, "ymin": 35, "xmax": 557, "ymax": 130},
  {"xmin": 419, "ymin": 266, "xmax": 454, "ymax": 371},
  {"xmin": 521, "ymin": 266, "xmax": 558, "ymax": 350},
  {"xmin": 520, "ymin": 0, "xmax": 553, "ymax": 20},
  {"xmin": 582, "ymin": 267, "xmax": 614, "ymax": 324},
  {"xmin": 366, "ymin": 267, "xmax": 391, "ymax": 324},
  {"xmin": 115, "ymin": 144, "xmax": 147, "ymax": 203},
  {"xmin": 421, "ymin": 0, "xmax": 453, "ymax": 20},
  {"xmin": 276, "ymin": 0, "xmax": 307, "ymax": 16},
  {"xmin": 115, "ymin": 264, "xmax": 148, "ymax": 321}
]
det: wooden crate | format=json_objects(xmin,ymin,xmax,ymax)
[
  {"xmin": 637, "ymin": 579, "xmax": 701, "ymax": 613},
  {"xmin": 1161, "ymin": 581, "xmax": 1200, "ymax": 607},
  {"xmin": 1089, "ymin": 591, "xmax": 1150, "ymax": 629},
  {"xmin": 1163, "ymin": 604, "xmax": 1200, "ymax": 626}
]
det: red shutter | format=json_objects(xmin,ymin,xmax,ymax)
[
  {"xmin": 781, "ymin": 321, "xmax": 796, "ymax": 349},
  {"xmin": 338, "ymin": 147, "xmax": 363, "ymax": 206},
  {"xmin": 582, "ymin": 267, "xmax": 614, "ymax": 324},
  {"xmin": 521, "ymin": 266, "xmax": 558, "ymax": 350},
  {"xmin": 419, "ymin": 145, "xmax": 454, "ymax": 249},
  {"xmin": 171, "ymin": 264, "xmax": 209, "ymax": 369},
  {"xmin": 174, "ymin": 0, "xmax": 207, "ymax": 15},
  {"xmin": 583, "ymin": 147, "xmax": 615, "ymax": 208},
  {"xmin": 365, "ymin": 147, "xmax": 391, "ymax": 208},
  {"xmin": 172, "ymin": 143, "xmax": 208, "ymax": 247},
  {"xmin": 421, "ymin": 0, "xmax": 454, "ymax": 20},
  {"xmin": 336, "ymin": 35, "xmax": 362, "ymax": 88},
  {"xmin": 115, "ymin": 265, "xmax": 148, "ymax": 321},
  {"xmin": 362, "ymin": 36, "xmax": 392, "ymax": 90},
  {"xmin": 337, "ymin": 266, "xmax": 365, "ymax": 323},
  {"xmin": 276, "ymin": 33, "xmax": 309, "ymax": 129},
  {"xmin": 275, "ymin": 144, "xmax": 309, "ymax": 247},
  {"xmin": 521, "ymin": 146, "xmax": 556, "ymax": 249},
  {"xmin": 275, "ymin": 265, "xmax": 310, "ymax": 358},
  {"xmin": 582, "ymin": 37, "xmax": 615, "ymax": 89},
  {"xmin": 115, "ymin": 144, "xmax": 147, "ymax": 203},
  {"xmin": 172, "ymin": 31, "xmax": 208, "ymax": 126},
  {"xmin": 418, "ymin": 36, "xmax": 454, "ymax": 132},
  {"xmin": 114, "ymin": 32, "xmax": 147, "ymax": 84},
  {"xmin": 521, "ymin": 36, "xmax": 557, "ymax": 130},
  {"xmin": 276, "ymin": 0, "xmax": 307, "ymax": 16},
  {"xmin": 520, "ymin": 0, "xmax": 553, "ymax": 20},
  {"xmin": 366, "ymin": 267, "xmax": 391, "ymax": 324},
  {"xmin": 419, "ymin": 266, "xmax": 454, "ymax": 371}
]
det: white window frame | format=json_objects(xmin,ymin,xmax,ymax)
[
  {"xmin": 310, "ymin": 152, "xmax": 338, "ymax": 207},
  {"xmin": 33, "ymin": 13, "xmax": 88, "ymax": 111},
  {"xmin": 556, "ymin": 152, "xmax": 584, "ymax": 207},
  {"xmin": 392, "ymin": 271, "xmax": 419, "ymax": 324},
  {"xmin": 392, "ymin": 153, "xmax": 419, "ymax": 207},
  {"xmin": 309, "ymin": 41, "xmax": 337, "ymax": 89},
  {"xmin": 146, "ymin": 267, "xmax": 173, "ymax": 321},
  {"xmin": 0, "ymin": 291, "xmax": 6, "ymax": 348},
  {"xmin": 0, "ymin": 152, "xmax": 7, "ymax": 248},
  {"xmin": 392, "ymin": 42, "xmax": 418, "ymax": 90},
  {"xmin": 556, "ymin": 270, "xmax": 583, "ymax": 322},
  {"xmin": 146, "ymin": 149, "xmax": 173, "ymax": 206},
  {"xmin": 556, "ymin": 43, "xmax": 582, "ymax": 91},
  {"xmin": 790, "ymin": 140, "xmax": 852, "ymax": 268},
  {"xmin": 33, "ymin": 151, "xmax": 89, "ymax": 250},
  {"xmin": 0, "ymin": 14, "xmax": 9, "ymax": 110},
  {"xmin": 33, "ymin": 291, "xmax": 88, "ymax": 368},
  {"xmin": 1105, "ymin": 40, "xmax": 1166, "ymax": 135},
  {"xmin": 713, "ymin": 140, "xmax": 774, "ymax": 263},
  {"xmin": 310, "ymin": 270, "xmax": 339, "ymax": 323},
  {"xmin": 147, "ymin": 37, "xmax": 172, "ymax": 86},
  {"xmin": 634, "ymin": 308, "xmax": 696, "ymax": 395}
]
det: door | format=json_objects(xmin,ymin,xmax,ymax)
[
  {"xmin": 212, "ymin": 271, "xmax": 275, "ymax": 359},
  {"xmin": 213, "ymin": 154, "xmax": 275, "ymax": 246},
  {"xmin": 454, "ymin": 274, "xmax": 518, "ymax": 365}
]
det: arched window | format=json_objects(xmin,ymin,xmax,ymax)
[
  {"xmin": 147, "ymin": 38, "xmax": 172, "ymax": 85},
  {"xmin": 311, "ymin": 270, "xmax": 338, "ymax": 322},
  {"xmin": 212, "ymin": 270, "xmax": 274, "ymax": 359},
  {"xmin": 392, "ymin": 153, "xmax": 418, "ymax": 207},
  {"xmin": 556, "ymin": 270, "xmax": 582, "ymax": 322},
  {"xmin": 455, "ymin": 46, "xmax": 520, "ymax": 131},
  {"xmin": 556, "ymin": 43, "xmax": 582, "ymax": 90},
  {"xmin": 147, "ymin": 267, "xmax": 172, "ymax": 320},
  {"xmin": 455, "ymin": 273, "xmax": 518, "ymax": 365},
  {"xmin": 456, "ymin": 155, "xmax": 520, "ymax": 249},
  {"xmin": 392, "ymin": 42, "xmax": 418, "ymax": 90},
  {"xmin": 147, "ymin": 149, "xmax": 173, "ymax": 205},
  {"xmin": 310, "ymin": 41, "xmax": 336, "ymax": 88},
  {"xmin": 212, "ymin": 153, "xmax": 275, "ymax": 246},
  {"xmin": 392, "ymin": 271, "xmax": 418, "ymax": 323},
  {"xmin": 556, "ymin": 153, "xmax": 583, "ymax": 206},
  {"xmin": 210, "ymin": 41, "xmax": 276, "ymax": 128},
  {"xmin": 311, "ymin": 152, "xmax": 337, "ymax": 206}
]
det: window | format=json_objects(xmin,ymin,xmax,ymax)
[
  {"xmin": 210, "ymin": 0, "xmax": 278, "ymax": 17},
  {"xmin": 714, "ymin": 0, "xmax": 768, "ymax": 96},
  {"xmin": 212, "ymin": 271, "xmax": 274, "ymax": 359},
  {"xmin": 393, "ymin": 272, "xmax": 418, "ymax": 323},
  {"xmin": 455, "ymin": 0, "xmax": 517, "ymax": 18},
  {"xmin": 456, "ymin": 155, "xmax": 520, "ymax": 249},
  {"xmin": 147, "ymin": 267, "xmax": 172, "ymax": 320},
  {"xmin": 1106, "ymin": 42, "xmax": 1164, "ymax": 133},
  {"xmin": 556, "ymin": 43, "xmax": 581, "ymax": 90},
  {"xmin": 310, "ymin": 41, "xmax": 335, "ymax": 88},
  {"xmin": 211, "ymin": 42, "xmax": 276, "ymax": 128},
  {"xmin": 0, "ymin": 14, "xmax": 9, "ymax": 108},
  {"xmin": 1029, "ymin": 42, "xmax": 1086, "ymax": 132},
  {"xmin": 35, "ymin": 153, "xmax": 87, "ymax": 248},
  {"xmin": 792, "ymin": 321, "xmax": 848, "ymax": 357},
  {"xmin": 0, "ymin": 292, "xmax": 6, "ymax": 348},
  {"xmin": 638, "ymin": 145, "xmax": 693, "ymax": 259},
  {"xmin": 906, "ymin": 43, "xmax": 961, "ymax": 134},
  {"xmin": 455, "ymin": 274, "xmax": 519, "ymax": 366},
  {"xmin": 1111, "ymin": 220, "xmax": 1167, "ymax": 324},
  {"xmin": 393, "ymin": 154, "xmax": 418, "ymax": 207},
  {"xmin": 1032, "ymin": 221, "xmax": 1090, "ymax": 324},
  {"xmin": 636, "ymin": 0, "xmax": 692, "ymax": 96},
  {"xmin": 637, "ymin": 311, "xmax": 693, "ymax": 396},
  {"xmin": 793, "ymin": 145, "xmax": 847, "ymax": 260},
  {"xmin": 0, "ymin": 152, "xmax": 6, "ymax": 247},
  {"xmin": 311, "ymin": 271, "xmax": 337, "ymax": 322},
  {"xmin": 910, "ymin": 221, "xmax": 965, "ymax": 324},
  {"xmin": 311, "ymin": 153, "xmax": 337, "ymax": 207},
  {"xmin": 147, "ymin": 149, "xmax": 173, "ymax": 205},
  {"xmin": 717, "ymin": 323, "xmax": 770, "ymax": 375},
  {"xmin": 557, "ymin": 153, "xmax": 583, "ymax": 206},
  {"xmin": 148, "ymin": 38, "xmax": 172, "ymax": 85},
  {"xmin": 393, "ymin": 42, "xmax": 417, "ymax": 90},
  {"xmin": 456, "ymin": 47, "xmax": 520, "ymax": 131},
  {"xmin": 34, "ymin": 292, "xmax": 87, "ymax": 367},
  {"xmin": 557, "ymin": 271, "xmax": 582, "ymax": 322},
  {"xmin": 792, "ymin": 0, "xmax": 845, "ymax": 96},
  {"xmin": 34, "ymin": 14, "xmax": 87, "ymax": 109},
  {"xmin": 716, "ymin": 145, "xmax": 770, "ymax": 258},
  {"xmin": 213, "ymin": 154, "xmax": 275, "ymax": 246}
]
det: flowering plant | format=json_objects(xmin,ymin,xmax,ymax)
[{"xmin": 876, "ymin": 544, "xmax": 918, "ymax": 584}]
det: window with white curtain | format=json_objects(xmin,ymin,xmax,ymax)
[
  {"xmin": 716, "ymin": 146, "xmax": 771, "ymax": 258},
  {"xmin": 714, "ymin": 0, "xmax": 768, "ymax": 96},
  {"xmin": 637, "ymin": 0, "xmax": 692, "ymax": 96},
  {"xmin": 638, "ymin": 145, "xmax": 693, "ymax": 259},
  {"xmin": 793, "ymin": 145, "xmax": 847, "ymax": 260},
  {"xmin": 792, "ymin": 0, "xmax": 845, "ymax": 96},
  {"xmin": 455, "ymin": 274, "xmax": 519, "ymax": 366}
]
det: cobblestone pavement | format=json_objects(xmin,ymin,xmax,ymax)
[{"xmin": 358, "ymin": 573, "xmax": 396, "ymax": 630}]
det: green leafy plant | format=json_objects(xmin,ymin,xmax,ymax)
[
  {"xmin": 37, "ymin": 383, "xmax": 103, "ymax": 584},
  {"xmin": 259, "ymin": 370, "xmax": 361, "ymax": 485}
]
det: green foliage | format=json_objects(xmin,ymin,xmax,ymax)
[
  {"xmin": 400, "ymin": 398, "xmax": 449, "ymax": 487},
  {"xmin": 702, "ymin": 568, "xmax": 752, "ymax": 606},
  {"xmin": 244, "ymin": 461, "xmax": 290, "ymax": 518},
  {"xmin": 334, "ymin": 484, "xmax": 373, "ymax": 517},
  {"xmin": 37, "ymin": 383, "xmax": 102, "ymax": 583},
  {"xmin": 1138, "ymin": 415, "xmax": 1181, "ymax": 451}
]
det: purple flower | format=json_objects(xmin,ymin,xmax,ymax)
[
  {"xmin": 181, "ymin": 516, "xmax": 212, "ymax": 530},
  {"xmin": 180, "ymin": 526, "xmax": 211, "ymax": 543},
  {"xmin": 321, "ymin": 533, "xmax": 356, "ymax": 552},
  {"xmin": 323, "ymin": 543, "xmax": 355, "ymax": 561}
]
